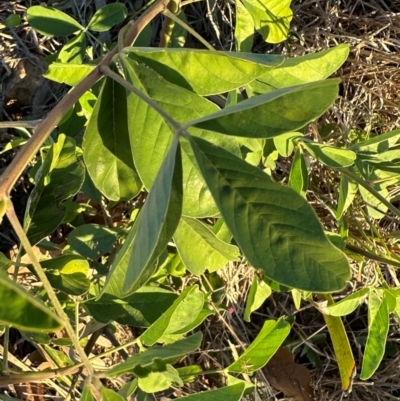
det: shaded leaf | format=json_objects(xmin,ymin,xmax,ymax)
[
  {"xmin": 185, "ymin": 80, "xmax": 340, "ymax": 139},
  {"xmin": 0, "ymin": 271, "xmax": 63, "ymax": 332},
  {"xmin": 351, "ymin": 128, "xmax": 400, "ymax": 153},
  {"xmin": 188, "ymin": 136, "xmax": 351, "ymax": 292},
  {"xmin": 24, "ymin": 135, "xmax": 85, "ymax": 245},
  {"xmin": 289, "ymin": 146, "xmax": 308, "ymax": 197},
  {"xmin": 174, "ymin": 217, "xmax": 239, "ymax": 274},
  {"xmin": 127, "ymin": 48, "xmax": 282, "ymax": 95},
  {"xmin": 107, "ymin": 332, "xmax": 202, "ymax": 378},
  {"xmin": 88, "ymin": 3, "xmax": 127, "ymax": 32},
  {"xmin": 241, "ymin": 0, "xmax": 292, "ymax": 43},
  {"xmin": 177, "ymin": 383, "xmax": 245, "ymax": 401},
  {"xmin": 122, "ymin": 135, "xmax": 182, "ymax": 296},
  {"xmin": 100, "ymin": 388, "xmax": 125, "ymax": 401},
  {"xmin": 58, "ymin": 31, "xmax": 86, "ymax": 64},
  {"xmin": 83, "ymin": 64, "xmax": 142, "ymax": 201},
  {"xmin": 27, "ymin": 6, "xmax": 83, "ymax": 37},
  {"xmin": 336, "ymin": 174, "xmax": 358, "ymax": 219},
  {"xmin": 228, "ymin": 318, "xmax": 290, "ymax": 374}
]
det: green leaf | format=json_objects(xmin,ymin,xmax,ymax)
[
  {"xmin": 127, "ymin": 48, "xmax": 282, "ymax": 95},
  {"xmin": 173, "ymin": 217, "xmax": 239, "ymax": 274},
  {"xmin": 24, "ymin": 135, "xmax": 85, "ymax": 245},
  {"xmin": 321, "ymin": 294, "xmax": 355, "ymax": 391},
  {"xmin": 44, "ymin": 63, "xmax": 95, "ymax": 86},
  {"xmin": 176, "ymin": 365, "xmax": 202, "ymax": 383},
  {"xmin": 100, "ymin": 388, "xmax": 125, "ymax": 401},
  {"xmin": 68, "ymin": 224, "xmax": 118, "ymax": 259},
  {"xmin": 240, "ymin": 0, "xmax": 292, "ymax": 43},
  {"xmin": 327, "ymin": 288, "xmax": 369, "ymax": 316},
  {"xmin": 123, "ymin": 57, "xmax": 241, "ymax": 217},
  {"xmin": 107, "ymin": 332, "xmax": 202, "ymax": 378},
  {"xmin": 27, "ymin": 6, "xmax": 84, "ymax": 37},
  {"xmin": 83, "ymin": 65, "xmax": 142, "ymax": 201},
  {"xmin": 228, "ymin": 318, "xmax": 290, "ymax": 373},
  {"xmin": 0, "ymin": 271, "xmax": 63, "ymax": 332},
  {"xmin": 122, "ymin": 135, "xmax": 182, "ymax": 296},
  {"xmin": 169, "ymin": 11, "xmax": 188, "ymax": 48},
  {"xmin": 336, "ymin": 174, "xmax": 358, "ymax": 219},
  {"xmin": 255, "ymin": 44, "xmax": 350, "ymax": 91},
  {"xmin": 5, "ymin": 14, "xmax": 21, "ymax": 28},
  {"xmin": 244, "ymin": 277, "xmax": 272, "ymax": 322},
  {"xmin": 289, "ymin": 146, "xmax": 308, "ymax": 197},
  {"xmin": 235, "ymin": 0, "xmax": 254, "ymax": 52},
  {"xmin": 88, "ymin": 3, "xmax": 127, "ymax": 32},
  {"xmin": 188, "ymin": 136, "xmax": 351, "ymax": 292},
  {"xmin": 140, "ymin": 286, "xmax": 204, "ymax": 346},
  {"xmin": 361, "ymin": 292, "xmax": 390, "ymax": 380},
  {"xmin": 185, "ymin": 80, "xmax": 340, "ymax": 138},
  {"xmin": 301, "ymin": 141, "xmax": 356, "ymax": 168},
  {"xmin": 273, "ymin": 132, "xmax": 303, "ymax": 157},
  {"xmin": 138, "ymin": 365, "xmax": 183, "ymax": 393},
  {"xmin": 58, "ymin": 32, "xmax": 86, "ymax": 64},
  {"xmin": 86, "ymin": 287, "xmax": 178, "ymax": 327},
  {"xmin": 351, "ymin": 128, "xmax": 400, "ymax": 153},
  {"xmin": 80, "ymin": 383, "xmax": 93, "ymax": 401},
  {"xmin": 177, "ymin": 383, "xmax": 245, "ymax": 401},
  {"xmin": 0, "ymin": 252, "xmax": 12, "ymax": 271},
  {"xmin": 31, "ymin": 255, "xmax": 90, "ymax": 296}
]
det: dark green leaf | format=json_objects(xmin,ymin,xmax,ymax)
[
  {"xmin": 87, "ymin": 3, "xmax": 127, "ymax": 32},
  {"xmin": 107, "ymin": 332, "xmax": 202, "ymax": 377},
  {"xmin": 68, "ymin": 224, "xmax": 118, "ymax": 259},
  {"xmin": 336, "ymin": 175, "xmax": 358, "ymax": 219},
  {"xmin": 0, "ymin": 253, "xmax": 12, "ymax": 271},
  {"xmin": 24, "ymin": 135, "xmax": 85, "ymax": 245},
  {"xmin": 188, "ymin": 136, "xmax": 351, "ymax": 292},
  {"xmin": 127, "ymin": 48, "xmax": 282, "ymax": 95},
  {"xmin": 0, "ymin": 271, "xmax": 63, "ymax": 332},
  {"xmin": 174, "ymin": 217, "xmax": 239, "ymax": 274},
  {"xmin": 177, "ymin": 383, "xmax": 245, "ymax": 401},
  {"xmin": 122, "ymin": 135, "xmax": 182, "ymax": 296},
  {"xmin": 83, "ymin": 65, "xmax": 142, "ymax": 201},
  {"xmin": 86, "ymin": 287, "xmax": 178, "ymax": 327},
  {"xmin": 58, "ymin": 32, "xmax": 86, "ymax": 64},
  {"xmin": 27, "ymin": 6, "xmax": 83, "ymax": 37},
  {"xmin": 289, "ymin": 146, "xmax": 308, "ymax": 197},
  {"xmin": 185, "ymin": 80, "xmax": 340, "ymax": 138}
]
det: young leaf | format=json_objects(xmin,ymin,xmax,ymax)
[
  {"xmin": 361, "ymin": 291, "xmax": 390, "ymax": 380},
  {"xmin": 123, "ymin": 57, "xmax": 241, "ymax": 217},
  {"xmin": 57, "ymin": 31, "xmax": 86, "ymax": 64},
  {"xmin": 184, "ymin": 80, "xmax": 340, "ymax": 138},
  {"xmin": 86, "ymin": 287, "xmax": 178, "ymax": 327},
  {"xmin": 274, "ymin": 132, "xmax": 303, "ymax": 157},
  {"xmin": 244, "ymin": 277, "xmax": 272, "ymax": 322},
  {"xmin": 140, "ymin": 286, "xmax": 204, "ymax": 346},
  {"xmin": 289, "ymin": 146, "xmax": 308, "ymax": 197},
  {"xmin": 256, "ymin": 44, "xmax": 350, "ymax": 91},
  {"xmin": 327, "ymin": 288, "xmax": 369, "ymax": 316},
  {"xmin": 320, "ymin": 294, "xmax": 355, "ymax": 391},
  {"xmin": 107, "ymin": 332, "xmax": 202, "ymax": 377},
  {"xmin": 0, "ymin": 271, "xmax": 63, "ymax": 332},
  {"xmin": 173, "ymin": 217, "xmax": 239, "ymax": 274},
  {"xmin": 24, "ymin": 135, "xmax": 85, "ymax": 246},
  {"xmin": 235, "ymin": 0, "xmax": 254, "ymax": 52},
  {"xmin": 177, "ymin": 383, "xmax": 245, "ymax": 401},
  {"xmin": 240, "ymin": 0, "xmax": 292, "ymax": 43},
  {"xmin": 188, "ymin": 136, "xmax": 351, "ymax": 292},
  {"xmin": 301, "ymin": 141, "xmax": 356, "ymax": 168},
  {"xmin": 122, "ymin": 135, "xmax": 183, "ymax": 296},
  {"xmin": 68, "ymin": 224, "xmax": 118, "ymax": 259},
  {"xmin": 228, "ymin": 318, "xmax": 290, "ymax": 374},
  {"xmin": 336, "ymin": 174, "xmax": 358, "ymax": 219},
  {"xmin": 27, "ymin": 6, "xmax": 83, "ymax": 37},
  {"xmin": 44, "ymin": 63, "xmax": 95, "ymax": 86},
  {"xmin": 87, "ymin": 3, "xmax": 127, "ymax": 32},
  {"xmin": 126, "ymin": 48, "xmax": 283, "ymax": 95},
  {"xmin": 169, "ymin": 11, "xmax": 188, "ymax": 48},
  {"xmin": 83, "ymin": 64, "xmax": 142, "ymax": 201}
]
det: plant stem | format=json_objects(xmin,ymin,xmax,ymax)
[
  {"xmin": 5, "ymin": 202, "xmax": 93, "ymax": 376},
  {"xmin": 159, "ymin": 0, "xmax": 180, "ymax": 47},
  {"xmin": 0, "ymin": 0, "xmax": 171, "ymax": 200},
  {"xmin": 346, "ymin": 243, "xmax": 400, "ymax": 269},
  {"xmin": 338, "ymin": 167, "xmax": 400, "ymax": 219},
  {"xmin": 100, "ymin": 64, "xmax": 181, "ymax": 131}
]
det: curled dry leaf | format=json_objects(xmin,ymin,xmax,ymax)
[{"xmin": 263, "ymin": 347, "xmax": 314, "ymax": 401}]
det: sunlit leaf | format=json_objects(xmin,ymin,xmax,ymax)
[
  {"xmin": 302, "ymin": 141, "xmax": 356, "ymax": 168},
  {"xmin": 235, "ymin": 0, "xmax": 254, "ymax": 52},
  {"xmin": 336, "ymin": 174, "xmax": 358, "ymax": 219},
  {"xmin": 138, "ymin": 365, "xmax": 183, "ymax": 393},
  {"xmin": 44, "ymin": 63, "xmax": 95, "ymax": 86},
  {"xmin": 244, "ymin": 277, "xmax": 272, "ymax": 322},
  {"xmin": 327, "ymin": 288, "xmax": 369, "ymax": 316}
]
